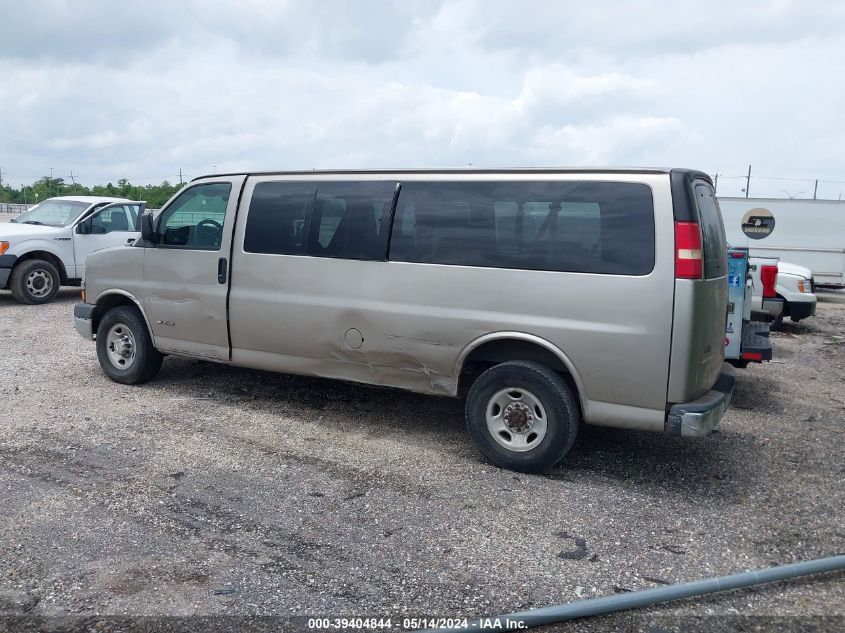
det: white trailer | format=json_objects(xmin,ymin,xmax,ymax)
[{"xmin": 718, "ymin": 197, "xmax": 845, "ymax": 288}]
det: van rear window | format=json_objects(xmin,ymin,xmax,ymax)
[
  {"xmin": 694, "ymin": 183, "xmax": 727, "ymax": 279},
  {"xmin": 388, "ymin": 181, "xmax": 654, "ymax": 275}
]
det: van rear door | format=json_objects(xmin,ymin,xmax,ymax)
[{"xmin": 667, "ymin": 172, "xmax": 729, "ymax": 403}]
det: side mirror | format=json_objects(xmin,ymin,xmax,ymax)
[
  {"xmin": 140, "ymin": 212, "xmax": 157, "ymax": 244},
  {"xmin": 76, "ymin": 218, "xmax": 92, "ymax": 235}
]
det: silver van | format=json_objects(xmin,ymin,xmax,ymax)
[{"xmin": 74, "ymin": 168, "xmax": 734, "ymax": 472}]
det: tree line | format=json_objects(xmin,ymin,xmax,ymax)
[{"xmin": 0, "ymin": 177, "xmax": 183, "ymax": 209}]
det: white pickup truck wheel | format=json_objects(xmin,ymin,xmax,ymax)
[{"xmin": 10, "ymin": 259, "xmax": 61, "ymax": 305}]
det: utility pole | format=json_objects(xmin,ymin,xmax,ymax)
[
  {"xmin": 70, "ymin": 170, "xmax": 78, "ymax": 194},
  {"xmin": 714, "ymin": 173, "xmax": 718, "ymax": 193},
  {"xmin": 813, "ymin": 179, "xmax": 818, "ymax": 200},
  {"xmin": 50, "ymin": 167, "xmax": 54, "ymax": 197},
  {"xmin": 179, "ymin": 168, "xmax": 183, "ymax": 185},
  {"xmin": 745, "ymin": 165, "xmax": 751, "ymax": 198},
  {"xmin": 22, "ymin": 185, "xmax": 27, "ymax": 205}
]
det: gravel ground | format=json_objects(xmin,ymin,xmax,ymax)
[{"xmin": 0, "ymin": 285, "xmax": 842, "ymax": 632}]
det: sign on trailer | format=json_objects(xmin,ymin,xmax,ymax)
[{"xmin": 718, "ymin": 197, "xmax": 845, "ymax": 287}]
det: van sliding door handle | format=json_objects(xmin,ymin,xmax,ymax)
[{"xmin": 217, "ymin": 258, "xmax": 228, "ymax": 284}]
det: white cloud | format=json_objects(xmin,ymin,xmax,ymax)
[{"xmin": 0, "ymin": 0, "xmax": 843, "ymax": 197}]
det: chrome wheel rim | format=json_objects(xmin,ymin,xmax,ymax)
[
  {"xmin": 106, "ymin": 323, "xmax": 137, "ymax": 370},
  {"xmin": 26, "ymin": 269, "xmax": 54, "ymax": 298},
  {"xmin": 485, "ymin": 387, "xmax": 548, "ymax": 452}
]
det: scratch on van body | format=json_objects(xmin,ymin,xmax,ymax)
[
  {"xmin": 147, "ymin": 296, "xmax": 200, "ymax": 305},
  {"xmin": 325, "ymin": 352, "xmax": 450, "ymax": 391},
  {"xmin": 386, "ymin": 334, "xmax": 446, "ymax": 347}
]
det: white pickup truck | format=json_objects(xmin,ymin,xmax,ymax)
[
  {"xmin": 749, "ymin": 256, "xmax": 817, "ymax": 327},
  {"xmin": 0, "ymin": 196, "xmax": 143, "ymax": 304}
]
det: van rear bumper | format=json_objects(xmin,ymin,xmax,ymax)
[{"xmin": 665, "ymin": 363, "xmax": 735, "ymax": 437}]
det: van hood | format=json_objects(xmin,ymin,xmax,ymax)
[
  {"xmin": 778, "ymin": 261, "xmax": 813, "ymax": 279},
  {"xmin": 0, "ymin": 222, "xmax": 67, "ymax": 240}
]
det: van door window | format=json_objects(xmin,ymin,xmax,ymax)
[
  {"xmin": 308, "ymin": 181, "xmax": 396, "ymax": 260},
  {"xmin": 243, "ymin": 181, "xmax": 316, "ymax": 255},
  {"xmin": 157, "ymin": 183, "xmax": 232, "ymax": 250},
  {"xmin": 389, "ymin": 181, "xmax": 654, "ymax": 275},
  {"xmin": 694, "ymin": 183, "xmax": 728, "ymax": 279}
]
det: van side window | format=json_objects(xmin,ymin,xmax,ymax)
[
  {"xmin": 308, "ymin": 181, "xmax": 396, "ymax": 260},
  {"xmin": 694, "ymin": 183, "xmax": 727, "ymax": 279},
  {"xmin": 244, "ymin": 182, "xmax": 316, "ymax": 255},
  {"xmin": 389, "ymin": 181, "xmax": 654, "ymax": 275},
  {"xmin": 157, "ymin": 183, "xmax": 232, "ymax": 250}
]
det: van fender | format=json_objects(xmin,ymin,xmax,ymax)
[
  {"xmin": 454, "ymin": 331, "xmax": 588, "ymax": 409},
  {"xmin": 92, "ymin": 289, "xmax": 158, "ymax": 346}
]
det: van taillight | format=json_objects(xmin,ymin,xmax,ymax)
[
  {"xmin": 761, "ymin": 265, "xmax": 777, "ymax": 298},
  {"xmin": 675, "ymin": 221, "xmax": 703, "ymax": 279}
]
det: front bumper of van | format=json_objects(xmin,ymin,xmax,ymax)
[
  {"xmin": 666, "ymin": 363, "xmax": 736, "ymax": 437},
  {"xmin": 74, "ymin": 303, "xmax": 95, "ymax": 340}
]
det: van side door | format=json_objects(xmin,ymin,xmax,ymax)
[
  {"xmin": 142, "ymin": 177, "xmax": 245, "ymax": 360},
  {"xmin": 227, "ymin": 177, "xmax": 396, "ymax": 375}
]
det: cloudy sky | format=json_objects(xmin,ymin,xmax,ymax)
[{"xmin": 1, "ymin": 0, "xmax": 844, "ymax": 197}]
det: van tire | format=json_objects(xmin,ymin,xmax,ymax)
[
  {"xmin": 10, "ymin": 259, "xmax": 61, "ymax": 304},
  {"xmin": 96, "ymin": 305, "xmax": 163, "ymax": 384},
  {"xmin": 465, "ymin": 361, "xmax": 580, "ymax": 473}
]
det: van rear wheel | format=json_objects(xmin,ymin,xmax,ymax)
[
  {"xmin": 96, "ymin": 306, "xmax": 163, "ymax": 384},
  {"xmin": 465, "ymin": 361, "xmax": 580, "ymax": 473}
]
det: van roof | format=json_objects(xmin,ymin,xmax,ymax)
[{"xmin": 193, "ymin": 167, "xmax": 712, "ymax": 181}]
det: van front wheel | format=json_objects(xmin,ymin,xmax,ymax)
[
  {"xmin": 465, "ymin": 361, "xmax": 580, "ymax": 473},
  {"xmin": 96, "ymin": 306, "xmax": 162, "ymax": 384}
]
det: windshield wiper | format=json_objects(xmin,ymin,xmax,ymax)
[{"xmin": 21, "ymin": 220, "xmax": 46, "ymax": 225}]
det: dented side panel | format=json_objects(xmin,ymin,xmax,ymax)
[{"xmin": 227, "ymin": 173, "xmax": 676, "ymax": 428}]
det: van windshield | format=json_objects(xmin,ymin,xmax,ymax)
[{"xmin": 12, "ymin": 200, "xmax": 92, "ymax": 227}]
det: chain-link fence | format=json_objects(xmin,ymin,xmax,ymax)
[{"xmin": 0, "ymin": 203, "xmax": 32, "ymax": 214}]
